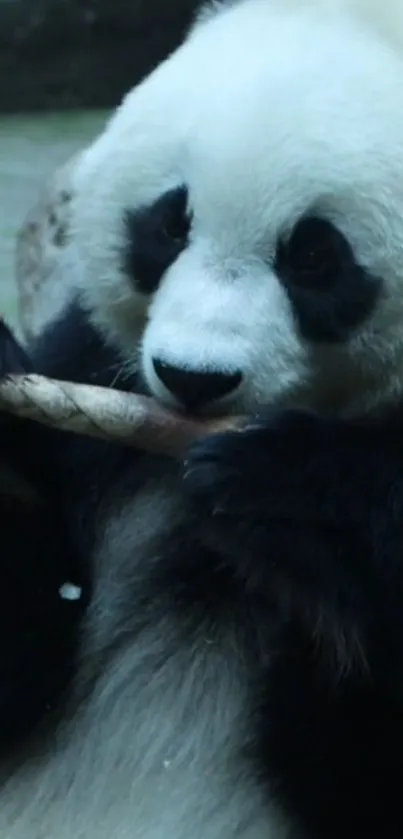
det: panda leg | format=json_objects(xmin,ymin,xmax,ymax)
[
  {"xmin": 0, "ymin": 320, "xmax": 86, "ymax": 751},
  {"xmin": 183, "ymin": 408, "xmax": 403, "ymax": 675},
  {"xmin": 184, "ymin": 409, "xmax": 403, "ymax": 835}
]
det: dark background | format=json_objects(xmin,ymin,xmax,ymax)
[{"xmin": 0, "ymin": 0, "xmax": 201, "ymax": 112}]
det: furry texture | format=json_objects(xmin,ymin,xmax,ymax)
[
  {"xmin": 2, "ymin": 0, "xmax": 403, "ymax": 837},
  {"xmin": 67, "ymin": 0, "xmax": 403, "ymax": 419},
  {"xmin": 0, "ymin": 322, "xmax": 86, "ymax": 753}
]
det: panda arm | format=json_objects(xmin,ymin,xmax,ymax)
[
  {"xmin": 0, "ymin": 321, "xmax": 86, "ymax": 751},
  {"xmin": 184, "ymin": 408, "xmax": 403, "ymax": 678}
]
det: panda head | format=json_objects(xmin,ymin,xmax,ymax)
[{"xmin": 69, "ymin": 0, "xmax": 403, "ymax": 417}]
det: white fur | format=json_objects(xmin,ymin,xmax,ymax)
[
  {"xmin": 0, "ymin": 484, "xmax": 289, "ymax": 839},
  {"xmin": 5, "ymin": 1, "xmax": 403, "ymax": 836}
]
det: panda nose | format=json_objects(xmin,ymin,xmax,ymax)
[{"xmin": 152, "ymin": 358, "xmax": 242, "ymax": 409}]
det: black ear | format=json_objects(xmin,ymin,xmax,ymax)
[{"xmin": 0, "ymin": 319, "xmax": 34, "ymax": 379}]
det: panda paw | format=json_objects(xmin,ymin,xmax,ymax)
[
  {"xmin": 183, "ymin": 409, "xmax": 321, "ymax": 527},
  {"xmin": 183, "ymin": 409, "xmax": 389, "ymax": 636},
  {"xmin": 184, "ymin": 423, "xmax": 267, "ymax": 518},
  {"xmin": 183, "ymin": 409, "xmax": 353, "ymax": 611}
]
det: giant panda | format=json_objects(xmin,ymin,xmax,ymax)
[{"xmin": 2, "ymin": 0, "xmax": 403, "ymax": 836}]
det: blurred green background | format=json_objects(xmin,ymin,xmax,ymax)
[
  {"xmin": 0, "ymin": 112, "xmax": 106, "ymax": 325},
  {"xmin": 0, "ymin": 0, "xmax": 200, "ymax": 326}
]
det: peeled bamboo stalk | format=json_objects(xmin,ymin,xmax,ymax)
[{"xmin": 0, "ymin": 374, "xmax": 236, "ymax": 457}]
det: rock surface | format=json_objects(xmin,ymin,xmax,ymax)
[{"xmin": 0, "ymin": 0, "xmax": 199, "ymax": 112}]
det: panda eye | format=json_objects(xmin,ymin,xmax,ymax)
[
  {"xmin": 278, "ymin": 216, "xmax": 343, "ymax": 287},
  {"xmin": 123, "ymin": 185, "xmax": 191, "ymax": 295},
  {"xmin": 274, "ymin": 213, "xmax": 382, "ymax": 343},
  {"xmin": 162, "ymin": 207, "xmax": 190, "ymax": 245}
]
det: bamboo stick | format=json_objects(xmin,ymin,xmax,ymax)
[{"xmin": 0, "ymin": 374, "xmax": 236, "ymax": 457}]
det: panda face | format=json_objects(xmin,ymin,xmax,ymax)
[{"xmin": 70, "ymin": 0, "xmax": 403, "ymax": 416}]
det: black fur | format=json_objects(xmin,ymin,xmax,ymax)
[
  {"xmin": 1, "ymin": 306, "xmax": 403, "ymax": 836},
  {"xmin": 185, "ymin": 410, "xmax": 403, "ymax": 837},
  {"xmin": 122, "ymin": 185, "xmax": 191, "ymax": 295},
  {"xmin": 275, "ymin": 215, "xmax": 382, "ymax": 342},
  {"xmin": 0, "ymin": 320, "xmax": 88, "ymax": 751}
]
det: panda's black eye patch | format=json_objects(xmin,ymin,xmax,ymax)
[
  {"xmin": 274, "ymin": 215, "xmax": 382, "ymax": 343},
  {"xmin": 122, "ymin": 185, "xmax": 191, "ymax": 295}
]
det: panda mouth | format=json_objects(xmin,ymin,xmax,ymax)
[
  {"xmin": 153, "ymin": 387, "xmax": 242, "ymax": 421},
  {"xmin": 154, "ymin": 394, "xmax": 236, "ymax": 422}
]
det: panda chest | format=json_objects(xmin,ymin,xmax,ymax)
[{"xmin": 0, "ymin": 482, "xmax": 292, "ymax": 838}]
